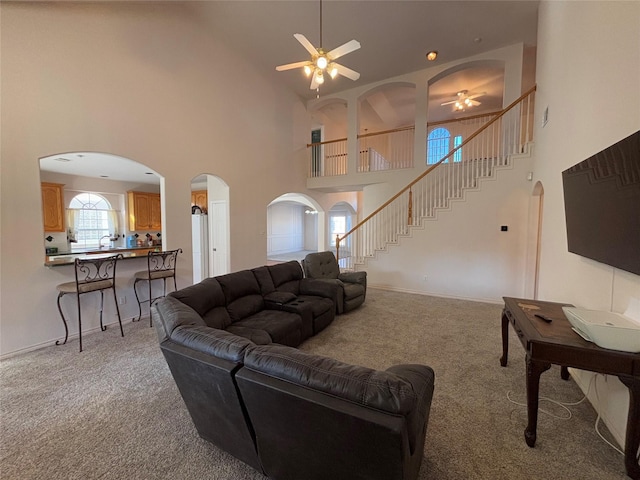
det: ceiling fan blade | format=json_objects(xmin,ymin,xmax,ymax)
[
  {"xmin": 276, "ymin": 60, "xmax": 312, "ymax": 72},
  {"xmin": 469, "ymin": 99, "xmax": 481, "ymax": 106},
  {"xmin": 327, "ymin": 39, "xmax": 361, "ymax": 60},
  {"xmin": 467, "ymin": 92, "xmax": 486, "ymax": 100},
  {"xmin": 294, "ymin": 33, "xmax": 319, "ymax": 56},
  {"xmin": 333, "ymin": 63, "xmax": 360, "ymax": 81},
  {"xmin": 440, "ymin": 100, "xmax": 457, "ymax": 106},
  {"xmin": 310, "ymin": 74, "xmax": 320, "ymax": 90}
]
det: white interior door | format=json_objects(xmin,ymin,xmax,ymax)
[{"xmin": 209, "ymin": 200, "xmax": 229, "ymax": 276}]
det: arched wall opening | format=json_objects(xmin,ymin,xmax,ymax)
[
  {"xmin": 39, "ymin": 151, "xmax": 164, "ymax": 256},
  {"xmin": 266, "ymin": 193, "xmax": 325, "ymax": 264},
  {"xmin": 190, "ymin": 173, "xmax": 230, "ymax": 282},
  {"xmin": 328, "ymin": 201, "xmax": 357, "ymax": 256}
]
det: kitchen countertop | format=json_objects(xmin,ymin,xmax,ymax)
[{"xmin": 45, "ymin": 246, "xmax": 161, "ymax": 267}]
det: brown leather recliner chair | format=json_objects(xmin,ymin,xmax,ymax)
[{"xmin": 301, "ymin": 251, "xmax": 367, "ymax": 313}]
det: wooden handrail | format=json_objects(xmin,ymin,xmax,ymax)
[
  {"xmin": 307, "ymin": 111, "xmax": 501, "ymax": 148},
  {"xmin": 338, "ymin": 85, "xmax": 537, "ymax": 243}
]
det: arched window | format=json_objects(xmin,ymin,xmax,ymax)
[
  {"xmin": 427, "ymin": 127, "xmax": 462, "ymax": 164},
  {"xmin": 67, "ymin": 193, "xmax": 119, "ymax": 249}
]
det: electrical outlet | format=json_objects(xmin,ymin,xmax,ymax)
[
  {"xmin": 118, "ymin": 297, "xmax": 126, "ymax": 305},
  {"xmin": 423, "ymin": 275, "xmax": 428, "ymax": 281}
]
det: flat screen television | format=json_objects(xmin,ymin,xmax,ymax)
[{"xmin": 562, "ymin": 130, "xmax": 640, "ymax": 276}]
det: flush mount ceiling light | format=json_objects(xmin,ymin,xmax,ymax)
[
  {"xmin": 276, "ymin": 0, "xmax": 361, "ymax": 90},
  {"xmin": 426, "ymin": 51, "xmax": 438, "ymax": 61}
]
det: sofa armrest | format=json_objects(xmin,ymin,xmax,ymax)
[
  {"xmin": 338, "ymin": 271, "xmax": 367, "ymax": 286},
  {"xmin": 386, "ymin": 364, "xmax": 435, "ymax": 454},
  {"xmin": 299, "ymin": 278, "xmax": 339, "ymax": 300}
]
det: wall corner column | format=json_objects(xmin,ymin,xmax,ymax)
[{"xmin": 347, "ymin": 97, "xmax": 359, "ymax": 174}]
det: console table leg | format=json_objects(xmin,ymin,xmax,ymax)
[
  {"xmin": 500, "ymin": 310, "xmax": 509, "ymax": 367},
  {"xmin": 525, "ymin": 355, "xmax": 551, "ymax": 448},
  {"xmin": 618, "ymin": 375, "xmax": 640, "ymax": 480}
]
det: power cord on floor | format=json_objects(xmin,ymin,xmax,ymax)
[{"xmin": 507, "ymin": 373, "xmax": 624, "ymax": 456}]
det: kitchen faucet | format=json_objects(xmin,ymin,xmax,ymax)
[{"xmin": 99, "ymin": 235, "xmax": 113, "ymax": 249}]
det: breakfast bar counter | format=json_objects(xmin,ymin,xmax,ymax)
[{"xmin": 45, "ymin": 246, "xmax": 160, "ymax": 267}]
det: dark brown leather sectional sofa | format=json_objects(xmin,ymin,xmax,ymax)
[{"xmin": 151, "ymin": 260, "xmax": 435, "ymax": 480}]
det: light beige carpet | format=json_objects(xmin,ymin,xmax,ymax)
[{"xmin": 0, "ymin": 288, "xmax": 630, "ymax": 479}]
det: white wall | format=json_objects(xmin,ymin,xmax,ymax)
[
  {"xmin": 267, "ymin": 202, "xmax": 305, "ymax": 255},
  {"xmin": 533, "ymin": 0, "xmax": 640, "ymax": 448},
  {"xmin": 366, "ymin": 157, "xmax": 534, "ymax": 302},
  {"xmin": 0, "ymin": 2, "xmax": 329, "ymax": 355}
]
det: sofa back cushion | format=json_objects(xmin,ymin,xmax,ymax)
[
  {"xmin": 170, "ymin": 325, "xmax": 254, "ymax": 362},
  {"xmin": 217, "ymin": 270, "xmax": 265, "ymax": 322},
  {"xmin": 244, "ymin": 344, "xmax": 416, "ymax": 415},
  {"xmin": 252, "ymin": 266, "xmax": 275, "ymax": 294},
  {"xmin": 267, "ymin": 261, "xmax": 303, "ymax": 295},
  {"xmin": 302, "ymin": 251, "xmax": 340, "ymax": 280},
  {"xmin": 168, "ymin": 278, "xmax": 232, "ymax": 329},
  {"xmin": 152, "ymin": 296, "xmax": 207, "ymax": 343}
]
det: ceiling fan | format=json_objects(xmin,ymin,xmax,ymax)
[
  {"xmin": 441, "ymin": 90, "xmax": 486, "ymax": 111},
  {"xmin": 275, "ymin": 0, "xmax": 361, "ymax": 90}
]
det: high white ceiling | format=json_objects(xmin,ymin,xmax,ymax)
[{"xmin": 39, "ymin": 1, "xmax": 539, "ymax": 184}]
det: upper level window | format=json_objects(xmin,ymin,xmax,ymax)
[
  {"xmin": 67, "ymin": 193, "xmax": 119, "ymax": 249},
  {"xmin": 427, "ymin": 127, "xmax": 462, "ymax": 164}
]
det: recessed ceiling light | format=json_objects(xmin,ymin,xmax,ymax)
[
  {"xmin": 77, "ymin": 154, "xmax": 85, "ymax": 158},
  {"xmin": 55, "ymin": 157, "xmax": 71, "ymax": 162},
  {"xmin": 426, "ymin": 51, "xmax": 438, "ymax": 61},
  {"xmin": 145, "ymin": 172, "xmax": 154, "ymax": 175},
  {"xmin": 474, "ymin": 37, "xmax": 482, "ymax": 43},
  {"xmin": 100, "ymin": 175, "xmax": 109, "ymax": 178}
]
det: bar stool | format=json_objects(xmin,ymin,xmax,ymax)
[
  {"xmin": 56, "ymin": 254, "xmax": 124, "ymax": 353},
  {"xmin": 133, "ymin": 248, "xmax": 182, "ymax": 326}
]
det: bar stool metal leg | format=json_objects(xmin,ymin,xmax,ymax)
[
  {"xmin": 55, "ymin": 292, "xmax": 69, "ymax": 347},
  {"xmin": 133, "ymin": 278, "xmax": 143, "ymax": 322}
]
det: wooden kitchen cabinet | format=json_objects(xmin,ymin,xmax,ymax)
[
  {"xmin": 191, "ymin": 190, "xmax": 207, "ymax": 212},
  {"xmin": 128, "ymin": 191, "xmax": 161, "ymax": 231},
  {"xmin": 41, "ymin": 182, "xmax": 65, "ymax": 232}
]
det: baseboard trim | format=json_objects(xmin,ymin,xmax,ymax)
[
  {"xmin": 0, "ymin": 316, "xmax": 141, "ymax": 360},
  {"xmin": 368, "ymin": 284, "xmax": 504, "ymax": 305}
]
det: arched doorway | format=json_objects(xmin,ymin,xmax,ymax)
[
  {"xmin": 191, "ymin": 174, "xmax": 230, "ymax": 281},
  {"xmin": 266, "ymin": 193, "xmax": 324, "ymax": 264}
]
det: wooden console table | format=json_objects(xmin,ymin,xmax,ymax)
[{"xmin": 500, "ymin": 297, "xmax": 640, "ymax": 479}]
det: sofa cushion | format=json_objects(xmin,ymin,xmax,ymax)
[
  {"xmin": 251, "ymin": 266, "xmax": 275, "ymax": 294},
  {"xmin": 244, "ymin": 345, "xmax": 417, "ymax": 415},
  {"xmin": 264, "ymin": 291, "xmax": 298, "ymax": 305},
  {"xmin": 234, "ymin": 311, "xmax": 303, "ymax": 347},
  {"xmin": 167, "ymin": 278, "xmax": 232, "ymax": 329},
  {"xmin": 217, "ymin": 271, "xmax": 265, "ymax": 322},
  {"xmin": 225, "ymin": 325, "xmax": 273, "ymax": 345},
  {"xmin": 153, "ymin": 296, "xmax": 206, "ymax": 342},
  {"xmin": 267, "ymin": 261, "xmax": 303, "ymax": 295},
  {"xmin": 169, "ymin": 325, "xmax": 253, "ymax": 362}
]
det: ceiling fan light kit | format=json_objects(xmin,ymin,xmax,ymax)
[
  {"xmin": 441, "ymin": 90, "xmax": 486, "ymax": 112},
  {"xmin": 275, "ymin": 0, "xmax": 361, "ymax": 91}
]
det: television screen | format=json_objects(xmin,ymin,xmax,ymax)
[{"xmin": 562, "ymin": 130, "xmax": 640, "ymax": 276}]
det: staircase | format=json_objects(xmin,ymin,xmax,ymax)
[{"xmin": 336, "ymin": 86, "xmax": 536, "ymax": 270}]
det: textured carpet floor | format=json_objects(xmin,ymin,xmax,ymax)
[{"xmin": 0, "ymin": 289, "xmax": 629, "ymax": 479}]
